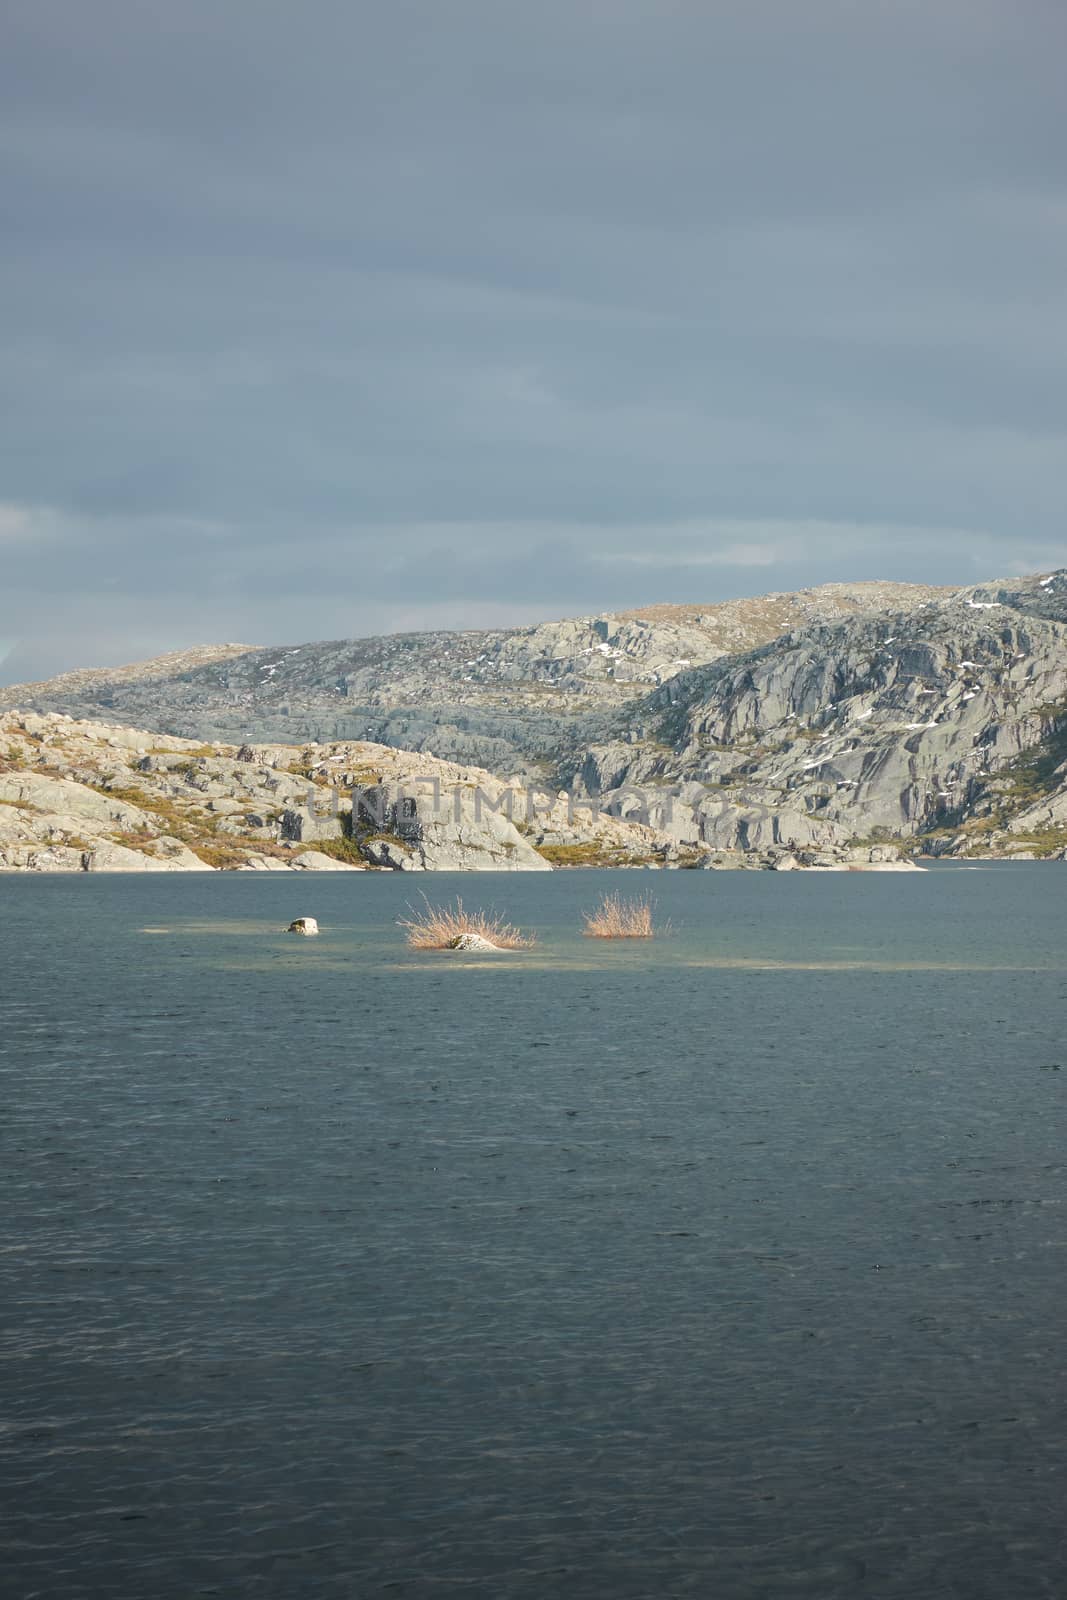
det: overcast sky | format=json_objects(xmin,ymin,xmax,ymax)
[{"xmin": 2, "ymin": 0, "xmax": 1065, "ymax": 681}]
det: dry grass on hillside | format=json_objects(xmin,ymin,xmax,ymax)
[
  {"xmin": 582, "ymin": 892, "xmax": 661, "ymax": 939},
  {"xmin": 398, "ymin": 895, "xmax": 535, "ymax": 950}
]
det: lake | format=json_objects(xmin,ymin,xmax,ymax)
[{"xmin": 2, "ymin": 865, "xmax": 1065, "ymax": 1599}]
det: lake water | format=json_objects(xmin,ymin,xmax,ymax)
[{"xmin": 2, "ymin": 865, "xmax": 1065, "ymax": 1599}]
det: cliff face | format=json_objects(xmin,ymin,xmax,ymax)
[
  {"xmin": 0, "ymin": 583, "xmax": 945, "ymax": 772},
  {"xmin": 569, "ymin": 572, "xmax": 1067, "ymax": 861}
]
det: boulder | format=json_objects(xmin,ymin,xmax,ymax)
[
  {"xmin": 447, "ymin": 932, "xmax": 508, "ymax": 952},
  {"xmin": 146, "ymin": 836, "xmax": 215, "ymax": 869},
  {"xmin": 360, "ymin": 835, "xmax": 424, "ymax": 871},
  {"xmin": 293, "ymin": 851, "xmax": 364, "ymax": 871},
  {"xmin": 286, "ymin": 917, "xmax": 319, "ymax": 935}
]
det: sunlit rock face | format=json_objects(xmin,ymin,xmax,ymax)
[
  {"xmin": 4, "ymin": 572, "xmax": 1067, "ymax": 865},
  {"xmin": 568, "ymin": 572, "xmax": 1067, "ymax": 861},
  {"xmin": 0, "ymin": 712, "xmax": 681, "ymax": 873}
]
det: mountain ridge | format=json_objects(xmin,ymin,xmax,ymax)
[
  {"xmin": 6, "ymin": 570, "xmax": 1067, "ymax": 865},
  {"xmin": 0, "ymin": 581, "xmax": 950, "ymax": 770}
]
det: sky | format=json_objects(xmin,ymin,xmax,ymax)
[{"xmin": 1, "ymin": 0, "xmax": 1066, "ymax": 682}]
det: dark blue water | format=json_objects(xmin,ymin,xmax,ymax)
[{"xmin": 2, "ymin": 866, "xmax": 1065, "ymax": 1599}]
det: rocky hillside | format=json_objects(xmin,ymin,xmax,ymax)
[
  {"xmin": 569, "ymin": 571, "xmax": 1067, "ymax": 863},
  {"xmin": 0, "ymin": 711, "xmax": 698, "ymax": 873},
  {"xmin": 0, "ymin": 582, "xmax": 946, "ymax": 772},
  {"xmin": 7, "ymin": 570, "xmax": 1066, "ymax": 869}
]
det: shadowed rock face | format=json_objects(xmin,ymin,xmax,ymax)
[
  {"xmin": 0, "ymin": 583, "xmax": 946, "ymax": 773},
  {"xmin": 568, "ymin": 572, "xmax": 1067, "ymax": 860}
]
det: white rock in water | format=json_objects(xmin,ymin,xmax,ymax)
[
  {"xmin": 447, "ymin": 932, "xmax": 506, "ymax": 952},
  {"xmin": 286, "ymin": 917, "xmax": 319, "ymax": 935}
]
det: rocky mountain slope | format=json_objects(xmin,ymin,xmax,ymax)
[
  {"xmin": 6, "ymin": 571, "xmax": 1066, "ymax": 869},
  {"xmin": 0, "ymin": 583, "xmax": 946, "ymax": 772},
  {"xmin": 569, "ymin": 571, "xmax": 1067, "ymax": 862},
  {"xmin": 0, "ymin": 711, "xmax": 698, "ymax": 873}
]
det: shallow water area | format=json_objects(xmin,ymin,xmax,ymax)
[{"xmin": 1, "ymin": 865, "xmax": 1065, "ymax": 1598}]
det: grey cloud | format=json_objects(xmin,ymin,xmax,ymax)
[{"xmin": 1, "ymin": 0, "xmax": 1065, "ymax": 680}]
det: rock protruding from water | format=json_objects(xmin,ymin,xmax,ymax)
[
  {"xmin": 286, "ymin": 917, "xmax": 319, "ymax": 936},
  {"xmin": 447, "ymin": 931, "xmax": 508, "ymax": 952}
]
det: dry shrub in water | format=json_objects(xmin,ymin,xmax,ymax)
[
  {"xmin": 582, "ymin": 892, "xmax": 658, "ymax": 939},
  {"xmin": 398, "ymin": 894, "xmax": 535, "ymax": 950}
]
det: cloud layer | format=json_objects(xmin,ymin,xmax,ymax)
[{"xmin": 2, "ymin": 1, "xmax": 1065, "ymax": 679}]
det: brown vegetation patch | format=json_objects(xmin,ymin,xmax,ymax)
[
  {"xmin": 302, "ymin": 836, "xmax": 367, "ymax": 866},
  {"xmin": 582, "ymin": 892, "xmax": 660, "ymax": 939},
  {"xmin": 191, "ymin": 837, "xmax": 296, "ymax": 869},
  {"xmin": 535, "ymin": 840, "xmax": 658, "ymax": 867},
  {"xmin": 398, "ymin": 895, "xmax": 535, "ymax": 950}
]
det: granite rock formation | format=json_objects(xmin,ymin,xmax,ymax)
[
  {"xmin": 0, "ymin": 584, "xmax": 947, "ymax": 773},
  {"xmin": 568, "ymin": 572, "xmax": 1067, "ymax": 861},
  {"xmin": 0, "ymin": 712, "xmax": 684, "ymax": 872}
]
